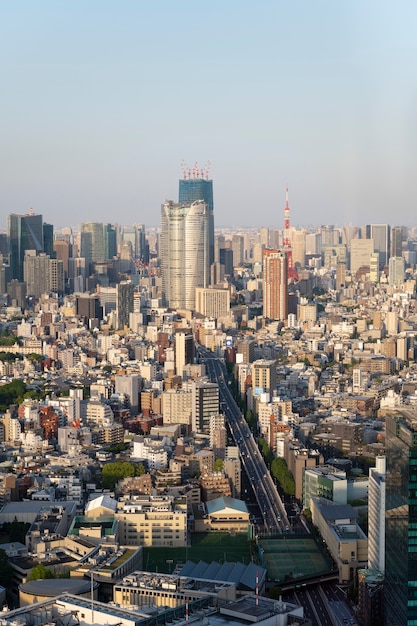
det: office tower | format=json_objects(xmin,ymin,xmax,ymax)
[
  {"xmin": 262, "ymin": 249, "xmax": 288, "ymax": 321},
  {"xmin": 50, "ymin": 259, "xmax": 64, "ymax": 294},
  {"xmin": 104, "ymin": 223, "xmax": 117, "ymax": 260},
  {"xmin": 179, "ymin": 169, "xmax": 214, "ymax": 266},
  {"xmin": 389, "ymin": 256, "xmax": 405, "ymax": 287},
  {"xmin": 368, "ymin": 456, "xmax": 386, "ymax": 572},
  {"xmin": 219, "ymin": 248, "xmax": 233, "ymax": 276},
  {"xmin": 320, "ymin": 225, "xmax": 339, "ymax": 246},
  {"xmin": 116, "ymin": 281, "xmax": 134, "ymax": 329},
  {"xmin": 350, "ymin": 239, "xmax": 374, "ymax": 274},
  {"xmin": 68, "ymin": 257, "xmax": 86, "ymax": 293},
  {"xmin": 43, "ymin": 223, "xmax": 55, "ymax": 258},
  {"xmin": 175, "ymin": 329, "xmax": 194, "ymax": 378},
  {"xmin": 369, "ymin": 253, "xmax": 380, "ymax": 283},
  {"xmin": 232, "ymin": 235, "xmax": 244, "ymax": 266},
  {"xmin": 160, "ymin": 200, "xmax": 209, "ymax": 310},
  {"xmin": 53, "ymin": 240, "xmax": 69, "ymax": 281},
  {"xmin": 119, "ymin": 240, "xmax": 133, "ymax": 273},
  {"xmin": 80, "ymin": 222, "xmax": 105, "ymax": 271},
  {"xmin": 191, "ymin": 380, "xmax": 219, "ymax": 434},
  {"xmin": 385, "ymin": 414, "xmax": 417, "ymax": 625},
  {"xmin": 305, "ymin": 232, "xmax": 322, "ymax": 255},
  {"xmin": 215, "ymin": 235, "xmax": 225, "ymax": 263},
  {"xmin": 24, "ymin": 252, "xmax": 50, "ymax": 298},
  {"xmin": 367, "ymin": 224, "xmax": 390, "ymax": 269},
  {"xmin": 8, "ymin": 211, "xmax": 44, "ymax": 281},
  {"xmin": 391, "ymin": 226, "xmax": 403, "ymax": 258},
  {"xmin": 0, "ymin": 234, "xmax": 8, "ymax": 258}
]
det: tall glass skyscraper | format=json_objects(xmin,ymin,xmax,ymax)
[
  {"xmin": 385, "ymin": 413, "xmax": 417, "ymax": 626},
  {"xmin": 8, "ymin": 212, "xmax": 44, "ymax": 281},
  {"xmin": 179, "ymin": 178, "xmax": 214, "ymax": 266},
  {"xmin": 160, "ymin": 200, "xmax": 209, "ymax": 310}
]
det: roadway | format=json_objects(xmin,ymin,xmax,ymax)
[{"xmin": 197, "ymin": 345, "xmax": 290, "ymax": 533}]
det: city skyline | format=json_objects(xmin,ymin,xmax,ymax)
[{"xmin": 1, "ymin": 2, "xmax": 417, "ymax": 228}]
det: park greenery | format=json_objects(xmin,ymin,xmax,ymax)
[{"xmin": 101, "ymin": 460, "xmax": 145, "ymax": 489}]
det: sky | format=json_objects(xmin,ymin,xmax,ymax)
[{"xmin": 1, "ymin": 1, "xmax": 417, "ymax": 229}]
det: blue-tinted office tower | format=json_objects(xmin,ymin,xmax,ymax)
[
  {"xmin": 8, "ymin": 212, "xmax": 44, "ymax": 281},
  {"xmin": 385, "ymin": 413, "xmax": 417, "ymax": 625},
  {"xmin": 179, "ymin": 177, "xmax": 214, "ymax": 266}
]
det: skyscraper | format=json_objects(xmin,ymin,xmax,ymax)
[
  {"xmin": 116, "ymin": 280, "xmax": 134, "ymax": 329},
  {"xmin": 160, "ymin": 200, "xmax": 209, "ymax": 310},
  {"xmin": 385, "ymin": 413, "xmax": 417, "ymax": 625},
  {"xmin": 367, "ymin": 455, "xmax": 386, "ymax": 572},
  {"xmin": 23, "ymin": 251, "xmax": 50, "ymax": 298},
  {"xmin": 262, "ymin": 249, "xmax": 288, "ymax": 321},
  {"xmin": 80, "ymin": 222, "xmax": 105, "ymax": 272},
  {"xmin": 391, "ymin": 226, "xmax": 403, "ymax": 258},
  {"xmin": 179, "ymin": 173, "xmax": 214, "ymax": 266},
  {"xmin": 8, "ymin": 211, "xmax": 44, "ymax": 281},
  {"xmin": 367, "ymin": 224, "xmax": 390, "ymax": 269}
]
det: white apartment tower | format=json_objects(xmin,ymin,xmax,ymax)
[{"xmin": 368, "ymin": 455, "xmax": 386, "ymax": 572}]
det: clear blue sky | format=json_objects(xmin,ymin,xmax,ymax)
[{"xmin": 1, "ymin": 1, "xmax": 416, "ymax": 228}]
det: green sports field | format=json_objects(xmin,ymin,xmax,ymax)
[
  {"xmin": 258, "ymin": 536, "xmax": 332, "ymax": 582},
  {"xmin": 143, "ymin": 533, "xmax": 252, "ymax": 573}
]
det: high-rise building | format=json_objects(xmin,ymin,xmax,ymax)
[
  {"xmin": 179, "ymin": 174, "xmax": 214, "ymax": 266},
  {"xmin": 350, "ymin": 239, "xmax": 374, "ymax": 274},
  {"xmin": 160, "ymin": 200, "xmax": 209, "ymax": 310},
  {"xmin": 367, "ymin": 224, "xmax": 390, "ymax": 269},
  {"xmin": 8, "ymin": 211, "xmax": 44, "ymax": 281},
  {"xmin": 191, "ymin": 380, "xmax": 219, "ymax": 434},
  {"xmin": 23, "ymin": 252, "xmax": 50, "ymax": 298},
  {"xmin": 175, "ymin": 329, "xmax": 194, "ymax": 378},
  {"xmin": 367, "ymin": 455, "xmax": 386, "ymax": 572},
  {"xmin": 389, "ymin": 256, "xmax": 405, "ymax": 287},
  {"xmin": 231, "ymin": 235, "xmax": 244, "ymax": 267},
  {"xmin": 116, "ymin": 281, "xmax": 134, "ymax": 330},
  {"xmin": 262, "ymin": 249, "xmax": 288, "ymax": 321},
  {"xmin": 385, "ymin": 413, "xmax": 417, "ymax": 625},
  {"xmin": 49, "ymin": 259, "xmax": 64, "ymax": 294},
  {"xmin": 104, "ymin": 223, "xmax": 117, "ymax": 261},
  {"xmin": 391, "ymin": 226, "xmax": 403, "ymax": 258},
  {"xmin": 369, "ymin": 252, "xmax": 380, "ymax": 283},
  {"xmin": 81, "ymin": 222, "xmax": 105, "ymax": 271}
]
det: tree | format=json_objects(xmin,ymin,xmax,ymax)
[
  {"xmin": 214, "ymin": 458, "xmax": 224, "ymax": 472},
  {"xmin": 28, "ymin": 563, "xmax": 55, "ymax": 580},
  {"xmin": 101, "ymin": 461, "xmax": 145, "ymax": 489},
  {"xmin": 271, "ymin": 458, "xmax": 295, "ymax": 496}
]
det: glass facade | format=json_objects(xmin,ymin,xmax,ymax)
[
  {"xmin": 179, "ymin": 179, "xmax": 214, "ymax": 266},
  {"xmin": 8, "ymin": 213, "xmax": 44, "ymax": 281},
  {"xmin": 385, "ymin": 414, "xmax": 417, "ymax": 626},
  {"xmin": 160, "ymin": 200, "xmax": 209, "ymax": 310}
]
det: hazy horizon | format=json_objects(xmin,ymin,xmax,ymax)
[{"xmin": 2, "ymin": 2, "xmax": 417, "ymax": 229}]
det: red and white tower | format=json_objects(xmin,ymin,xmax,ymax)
[{"xmin": 282, "ymin": 186, "xmax": 298, "ymax": 282}]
